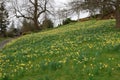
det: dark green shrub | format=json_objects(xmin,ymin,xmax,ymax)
[
  {"xmin": 42, "ymin": 18, "xmax": 54, "ymax": 29},
  {"xmin": 62, "ymin": 18, "xmax": 72, "ymax": 25}
]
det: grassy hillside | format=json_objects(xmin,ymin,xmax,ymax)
[{"xmin": 0, "ymin": 19, "xmax": 120, "ymax": 80}]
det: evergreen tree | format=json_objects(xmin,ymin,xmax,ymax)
[
  {"xmin": 42, "ymin": 18, "xmax": 53, "ymax": 29},
  {"xmin": 21, "ymin": 19, "xmax": 35, "ymax": 33},
  {"xmin": 0, "ymin": 2, "xmax": 9, "ymax": 37}
]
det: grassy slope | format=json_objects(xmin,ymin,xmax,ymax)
[{"xmin": 0, "ymin": 19, "xmax": 120, "ymax": 80}]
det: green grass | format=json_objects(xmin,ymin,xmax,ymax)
[{"xmin": 0, "ymin": 19, "xmax": 120, "ymax": 80}]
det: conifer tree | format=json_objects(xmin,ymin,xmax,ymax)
[{"xmin": 0, "ymin": 1, "xmax": 9, "ymax": 37}]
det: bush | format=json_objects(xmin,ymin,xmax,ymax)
[
  {"xmin": 21, "ymin": 19, "xmax": 36, "ymax": 34},
  {"xmin": 62, "ymin": 18, "xmax": 72, "ymax": 25},
  {"xmin": 7, "ymin": 28, "xmax": 21, "ymax": 37},
  {"xmin": 42, "ymin": 18, "xmax": 54, "ymax": 29}
]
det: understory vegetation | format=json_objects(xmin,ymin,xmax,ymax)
[
  {"xmin": 0, "ymin": 38, "xmax": 9, "ymax": 43},
  {"xmin": 0, "ymin": 38, "xmax": 5, "ymax": 43},
  {"xmin": 0, "ymin": 19, "xmax": 120, "ymax": 80}
]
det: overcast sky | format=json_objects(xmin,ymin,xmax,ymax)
[
  {"xmin": 54, "ymin": 0, "xmax": 89, "ymax": 19},
  {"xmin": 54, "ymin": 0, "xmax": 89, "ymax": 23},
  {"xmin": 55, "ymin": 0, "xmax": 68, "ymax": 5}
]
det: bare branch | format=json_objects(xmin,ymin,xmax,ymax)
[
  {"xmin": 29, "ymin": 0, "xmax": 35, "ymax": 5},
  {"xmin": 10, "ymin": 0, "xmax": 53, "ymax": 29}
]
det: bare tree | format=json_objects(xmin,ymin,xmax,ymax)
[
  {"xmin": 68, "ymin": 0, "xmax": 84, "ymax": 21},
  {"xmin": 11, "ymin": 0, "xmax": 53, "ymax": 30},
  {"xmin": 84, "ymin": 0, "xmax": 120, "ymax": 28},
  {"xmin": 55, "ymin": 7, "xmax": 71, "ymax": 25},
  {"xmin": 114, "ymin": 0, "xmax": 120, "ymax": 28},
  {"xmin": 69, "ymin": 0, "xmax": 120, "ymax": 28}
]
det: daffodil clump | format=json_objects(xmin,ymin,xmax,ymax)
[{"xmin": 0, "ymin": 19, "xmax": 120, "ymax": 80}]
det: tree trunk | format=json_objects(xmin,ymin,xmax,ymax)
[
  {"xmin": 77, "ymin": 10, "xmax": 80, "ymax": 22},
  {"xmin": 34, "ymin": 19, "xmax": 40, "ymax": 30},
  {"xmin": 77, "ymin": 12, "xmax": 80, "ymax": 22},
  {"xmin": 34, "ymin": 0, "xmax": 40, "ymax": 30},
  {"xmin": 115, "ymin": 1, "xmax": 120, "ymax": 29}
]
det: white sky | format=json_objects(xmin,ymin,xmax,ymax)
[
  {"xmin": 54, "ymin": 0, "xmax": 89, "ymax": 19},
  {"xmin": 54, "ymin": 0, "xmax": 69, "ymax": 4}
]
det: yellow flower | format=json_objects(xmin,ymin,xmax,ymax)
[
  {"xmin": 84, "ymin": 65, "xmax": 86, "ymax": 68},
  {"xmin": 99, "ymin": 62, "xmax": 102, "ymax": 65},
  {"xmin": 20, "ymin": 63, "xmax": 25, "ymax": 66},
  {"xmin": 118, "ymin": 64, "xmax": 120, "ymax": 67},
  {"xmin": 104, "ymin": 64, "xmax": 108, "ymax": 68},
  {"xmin": 112, "ymin": 68, "xmax": 114, "ymax": 70},
  {"xmin": 14, "ymin": 69, "xmax": 17, "ymax": 72}
]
